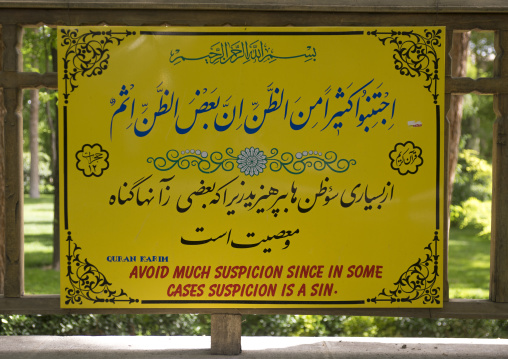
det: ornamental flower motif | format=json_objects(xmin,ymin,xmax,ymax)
[
  {"xmin": 389, "ymin": 141, "xmax": 423, "ymax": 175},
  {"xmin": 76, "ymin": 143, "xmax": 110, "ymax": 177},
  {"xmin": 237, "ymin": 147, "xmax": 267, "ymax": 176}
]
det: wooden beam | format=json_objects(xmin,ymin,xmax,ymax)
[
  {"xmin": 491, "ymin": 30, "xmax": 508, "ymax": 303},
  {"xmin": 0, "ymin": 72, "xmax": 57, "ymax": 90},
  {"xmin": 0, "ymin": 26, "xmax": 5, "ymax": 296},
  {"xmin": 211, "ymin": 314, "xmax": 242, "ymax": 355},
  {"xmin": 447, "ymin": 77, "xmax": 508, "ymax": 95},
  {"xmin": 1, "ymin": 296, "xmax": 508, "ymax": 319},
  {"xmin": 2, "ymin": 0, "xmax": 508, "ymax": 13},
  {"xmin": 2, "ymin": 24, "xmax": 24, "ymax": 298},
  {"xmin": 6, "ymin": 72, "xmax": 508, "ymax": 95},
  {"xmin": 443, "ymin": 29, "xmax": 454, "ymax": 303},
  {"xmin": 0, "ymin": 10, "xmax": 508, "ymax": 30}
]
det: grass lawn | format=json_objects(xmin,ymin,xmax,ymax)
[
  {"xmin": 24, "ymin": 194, "xmax": 59, "ymax": 295},
  {"xmin": 23, "ymin": 195, "xmax": 491, "ymax": 299},
  {"xmin": 448, "ymin": 227, "xmax": 490, "ymax": 299}
]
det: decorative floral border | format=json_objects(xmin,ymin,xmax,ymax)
[
  {"xmin": 64, "ymin": 231, "xmax": 139, "ymax": 305},
  {"xmin": 368, "ymin": 29, "xmax": 442, "ymax": 104},
  {"xmin": 367, "ymin": 231, "xmax": 440, "ymax": 305},
  {"xmin": 147, "ymin": 147, "xmax": 356, "ymax": 176}
]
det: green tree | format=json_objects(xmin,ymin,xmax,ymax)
[
  {"xmin": 449, "ymin": 32, "xmax": 495, "ymax": 237},
  {"xmin": 22, "ymin": 27, "xmax": 58, "ymax": 190},
  {"xmin": 461, "ymin": 31, "xmax": 495, "ymax": 160},
  {"xmin": 21, "ymin": 26, "xmax": 59, "ymax": 268},
  {"xmin": 448, "ymin": 32, "xmax": 470, "ymax": 205},
  {"xmin": 25, "ymin": 28, "xmax": 41, "ymax": 198},
  {"xmin": 468, "ymin": 31, "xmax": 495, "ymax": 78}
]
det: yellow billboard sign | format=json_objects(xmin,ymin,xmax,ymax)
[{"xmin": 59, "ymin": 26, "xmax": 445, "ymax": 308}]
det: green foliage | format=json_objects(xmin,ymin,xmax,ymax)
[
  {"xmin": 461, "ymin": 95, "xmax": 495, "ymax": 159},
  {"xmin": 242, "ymin": 315, "xmax": 328, "ymax": 336},
  {"xmin": 22, "ymin": 27, "xmax": 57, "ymax": 73},
  {"xmin": 22, "ymin": 89, "xmax": 58, "ymax": 153},
  {"xmin": 452, "ymin": 149, "xmax": 492, "ymax": 205},
  {"xmin": 462, "ymin": 32, "xmax": 495, "ymax": 159},
  {"xmin": 450, "ymin": 149, "xmax": 492, "ymax": 237},
  {"xmin": 22, "ymin": 26, "xmax": 58, "ymax": 194},
  {"xmin": 450, "ymin": 198, "xmax": 491, "ymax": 238},
  {"xmin": 0, "ymin": 314, "xmax": 211, "ymax": 336},
  {"xmin": 23, "ymin": 152, "xmax": 54, "ymax": 194},
  {"xmin": 449, "ymin": 32, "xmax": 495, "ymax": 240},
  {"xmin": 330, "ymin": 316, "xmax": 378, "ymax": 337},
  {"xmin": 256, "ymin": 316, "xmax": 508, "ymax": 338},
  {"xmin": 3, "ymin": 314, "xmax": 507, "ymax": 338},
  {"xmin": 372, "ymin": 317, "xmax": 508, "ymax": 338},
  {"xmin": 467, "ymin": 31, "xmax": 495, "ymax": 79}
]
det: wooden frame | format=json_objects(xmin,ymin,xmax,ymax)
[{"xmin": 1, "ymin": 1, "xmax": 508, "ymax": 321}]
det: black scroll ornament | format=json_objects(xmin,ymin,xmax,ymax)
[
  {"xmin": 368, "ymin": 29, "xmax": 442, "ymax": 104},
  {"xmin": 368, "ymin": 232, "xmax": 441, "ymax": 305},
  {"xmin": 60, "ymin": 28, "xmax": 135, "ymax": 102},
  {"xmin": 64, "ymin": 232, "xmax": 139, "ymax": 305}
]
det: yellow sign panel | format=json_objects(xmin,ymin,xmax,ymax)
[{"xmin": 59, "ymin": 26, "xmax": 445, "ymax": 308}]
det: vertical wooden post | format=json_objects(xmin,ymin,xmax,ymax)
[
  {"xmin": 491, "ymin": 30, "xmax": 508, "ymax": 303},
  {"xmin": 443, "ymin": 28, "xmax": 454, "ymax": 303},
  {"xmin": 0, "ymin": 26, "xmax": 5, "ymax": 295},
  {"xmin": 2, "ymin": 24, "xmax": 24, "ymax": 298},
  {"xmin": 211, "ymin": 314, "xmax": 242, "ymax": 355}
]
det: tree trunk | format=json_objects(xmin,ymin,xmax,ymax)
[
  {"xmin": 448, "ymin": 32, "xmax": 471, "ymax": 206},
  {"xmin": 29, "ymin": 88, "xmax": 40, "ymax": 198}
]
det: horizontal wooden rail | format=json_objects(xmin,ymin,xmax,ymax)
[
  {"xmin": 2, "ymin": 0, "xmax": 508, "ymax": 13},
  {"xmin": 447, "ymin": 77, "xmax": 508, "ymax": 95},
  {"xmin": 0, "ymin": 72, "xmax": 57, "ymax": 90},
  {"xmin": 0, "ymin": 9, "xmax": 508, "ymax": 30},
  {"xmin": 1, "ymin": 295, "xmax": 507, "ymax": 319},
  {"xmin": 3, "ymin": 72, "xmax": 508, "ymax": 95}
]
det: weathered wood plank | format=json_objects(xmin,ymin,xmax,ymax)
[
  {"xmin": 446, "ymin": 31, "xmax": 471, "ymax": 305},
  {"xmin": 1, "ymin": 0, "xmax": 508, "ymax": 13},
  {"xmin": 0, "ymin": 89, "xmax": 4, "ymax": 296},
  {"xmin": 2, "ymin": 74, "xmax": 507, "ymax": 97},
  {"xmin": 447, "ymin": 77, "xmax": 508, "ymax": 95},
  {"xmin": 442, "ymin": 29, "xmax": 453, "ymax": 303},
  {"xmin": 491, "ymin": 30, "xmax": 508, "ymax": 303},
  {"xmin": 0, "ymin": 72, "xmax": 57, "ymax": 89},
  {"xmin": 211, "ymin": 314, "xmax": 242, "ymax": 355},
  {"xmin": 443, "ymin": 96, "xmax": 450, "ymax": 303},
  {"xmin": 5, "ymin": 71, "xmax": 508, "ymax": 95},
  {"xmin": 2, "ymin": 24, "xmax": 24, "ymax": 298},
  {"xmin": 0, "ymin": 26, "xmax": 5, "ymax": 296},
  {"xmin": 1, "ymin": 295, "xmax": 508, "ymax": 319},
  {"xmin": 5, "ymin": 72, "xmax": 508, "ymax": 95},
  {"xmin": 0, "ymin": 10, "xmax": 508, "ymax": 30}
]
